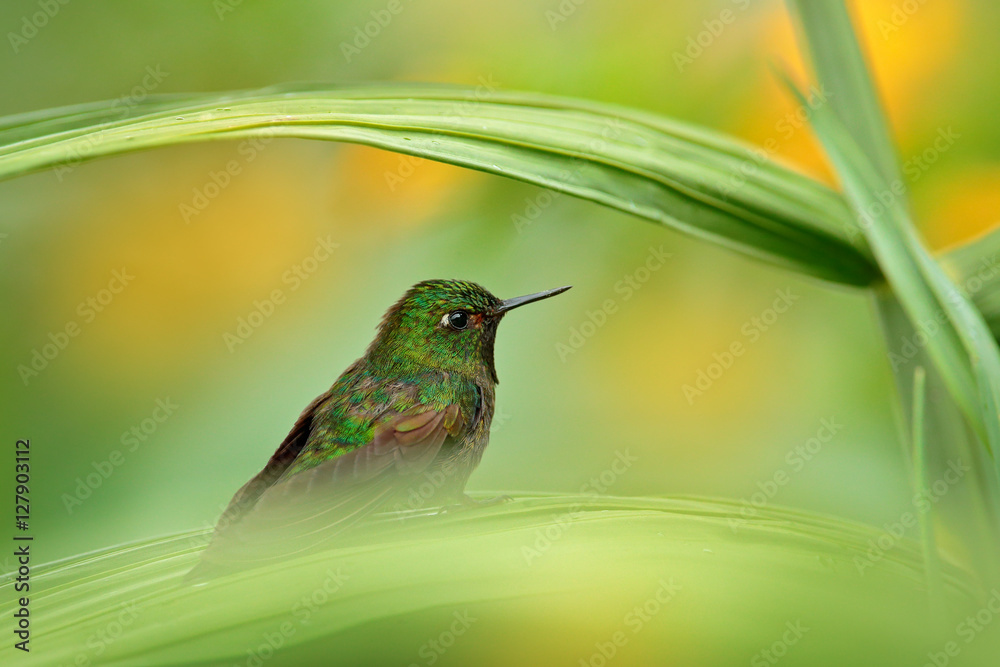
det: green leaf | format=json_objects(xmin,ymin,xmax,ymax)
[
  {"xmin": 0, "ymin": 83, "xmax": 878, "ymax": 287},
  {"xmin": 788, "ymin": 0, "xmax": 1000, "ymax": 345},
  {"xmin": 808, "ymin": 96, "xmax": 1000, "ymax": 443},
  {"xmin": 0, "ymin": 496, "xmax": 974, "ymax": 666},
  {"xmin": 793, "ymin": 86, "xmax": 986, "ymax": 434},
  {"xmin": 911, "ymin": 366, "xmax": 945, "ymax": 610},
  {"xmin": 788, "ymin": 0, "xmax": 1000, "ymax": 578},
  {"xmin": 786, "ymin": 0, "xmax": 901, "ymax": 186},
  {"xmin": 875, "ymin": 289, "xmax": 1000, "ymax": 579},
  {"xmin": 940, "ymin": 227, "xmax": 1000, "ymax": 340},
  {"xmin": 800, "ymin": 91, "xmax": 1000, "ymax": 576}
]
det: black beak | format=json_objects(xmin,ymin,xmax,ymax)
[{"xmin": 496, "ymin": 285, "xmax": 572, "ymax": 314}]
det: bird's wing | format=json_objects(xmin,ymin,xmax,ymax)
[
  {"xmin": 209, "ymin": 389, "xmax": 333, "ymax": 539},
  {"xmin": 251, "ymin": 402, "xmax": 465, "ymax": 521},
  {"xmin": 191, "ymin": 401, "xmax": 465, "ymax": 576}
]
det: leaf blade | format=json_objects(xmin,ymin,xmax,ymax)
[{"xmin": 0, "ymin": 84, "xmax": 878, "ymax": 286}]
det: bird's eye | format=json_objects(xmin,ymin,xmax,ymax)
[{"xmin": 447, "ymin": 310, "xmax": 469, "ymax": 330}]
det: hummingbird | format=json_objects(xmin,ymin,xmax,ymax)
[{"xmin": 195, "ymin": 279, "xmax": 571, "ymax": 573}]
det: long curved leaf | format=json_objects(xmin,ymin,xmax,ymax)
[
  {"xmin": 10, "ymin": 82, "xmax": 1000, "ymax": 335},
  {"xmin": 0, "ymin": 496, "xmax": 975, "ymax": 666},
  {"xmin": 0, "ymin": 83, "xmax": 878, "ymax": 286}
]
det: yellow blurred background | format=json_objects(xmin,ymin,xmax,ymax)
[{"xmin": 1, "ymin": 0, "xmax": 997, "ymax": 561}]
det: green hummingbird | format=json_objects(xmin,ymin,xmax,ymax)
[{"xmin": 197, "ymin": 279, "xmax": 570, "ymax": 571}]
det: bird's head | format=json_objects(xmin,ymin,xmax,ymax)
[{"xmin": 367, "ymin": 279, "xmax": 571, "ymax": 384}]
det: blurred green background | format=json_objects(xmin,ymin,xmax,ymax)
[{"xmin": 0, "ymin": 0, "xmax": 997, "ymax": 565}]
